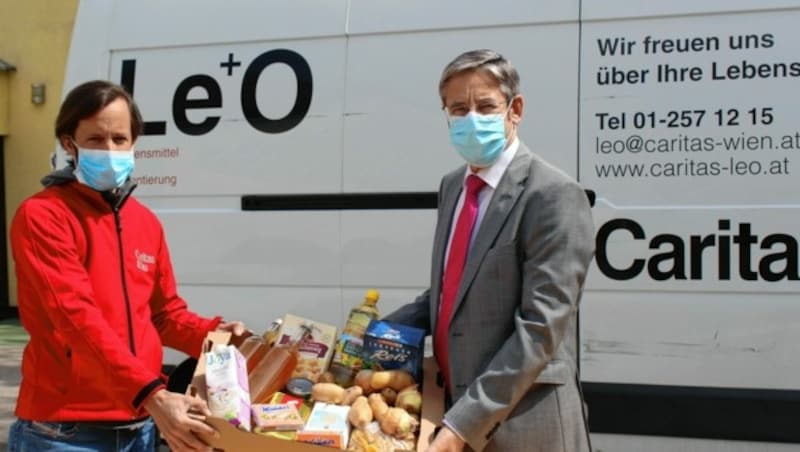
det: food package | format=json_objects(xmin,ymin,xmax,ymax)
[
  {"xmin": 296, "ymin": 402, "xmax": 351, "ymax": 449},
  {"xmin": 276, "ymin": 314, "xmax": 338, "ymax": 383},
  {"xmin": 362, "ymin": 320, "xmax": 425, "ymax": 383},
  {"xmin": 205, "ymin": 344, "xmax": 251, "ymax": 431},
  {"xmin": 268, "ymin": 391, "xmax": 313, "ymax": 420},
  {"xmin": 253, "ymin": 391, "xmax": 314, "ymax": 440},
  {"xmin": 251, "ymin": 403, "xmax": 306, "ymax": 432}
]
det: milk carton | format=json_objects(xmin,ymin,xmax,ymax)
[{"xmin": 205, "ymin": 344, "xmax": 251, "ymax": 431}]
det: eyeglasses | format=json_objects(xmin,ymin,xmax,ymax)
[{"xmin": 444, "ymin": 100, "xmax": 508, "ymax": 118}]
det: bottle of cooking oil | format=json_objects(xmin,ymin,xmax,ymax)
[
  {"xmin": 329, "ymin": 289, "xmax": 380, "ymax": 386},
  {"xmin": 249, "ymin": 324, "xmax": 312, "ymax": 403},
  {"xmin": 238, "ymin": 318, "xmax": 282, "ymax": 374}
]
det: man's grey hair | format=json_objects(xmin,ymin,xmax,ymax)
[{"xmin": 438, "ymin": 49, "xmax": 520, "ymax": 104}]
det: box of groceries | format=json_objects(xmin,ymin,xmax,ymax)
[{"xmin": 189, "ymin": 328, "xmax": 443, "ymax": 451}]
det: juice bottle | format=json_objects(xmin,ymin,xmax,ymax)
[
  {"xmin": 238, "ymin": 319, "xmax": 282, "ymax": 374},
  {"xmin": 249, "ymin": 324, "xmax": 312, "ymax": 404},
  {"xmin": 329, "ymin": 289, "xmax": 380, "ymax": 386}
]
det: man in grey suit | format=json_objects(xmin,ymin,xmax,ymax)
[{"xmin": 384, "ymin": 49, "xmax": 595, "ymax": 452}]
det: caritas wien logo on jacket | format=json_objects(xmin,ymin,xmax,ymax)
[{"xmin": 135, "ymin": 249, "xmax": 155, "ymax": 272}]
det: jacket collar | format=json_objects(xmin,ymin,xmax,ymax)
[
  {"xmin": 42, "ymin": 165, "xmax": 137, "ymax": 211},
  {"xmin": 432, "ymin": 143, "xmax": 533, "ymax": 329}
]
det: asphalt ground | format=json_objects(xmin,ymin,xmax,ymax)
[
  {"xmin": 0, "ymin": 319, "xmax": 181, "ymax": 451},
  {"xmin": 0, "ymin": 318, "xmax": 28, "ymax": 450}
]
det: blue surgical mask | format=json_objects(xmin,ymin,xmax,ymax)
[
  {"xmin": 448, "ymin": 110, "xmax": 508, "ymax": 168},
  {"xmin": 74, "ymin": 146, "xmax": 135, "ymax": 191}
]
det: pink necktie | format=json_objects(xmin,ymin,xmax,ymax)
[{"xmin": 435, "ymin": 174, "xmax": 486, "ymax": 388}]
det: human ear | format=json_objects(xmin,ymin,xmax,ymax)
[
  {"xmin": 59, "ymin": 135, "xmax": 77, "ymax": 158},
  {"xmin": 510, "ymin": 95, "xmax": 524, "ymax": 124}
]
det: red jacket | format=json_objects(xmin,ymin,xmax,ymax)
[{"xmin": 11, "ymin": 175, "xmax": 221, "ymax": 421}]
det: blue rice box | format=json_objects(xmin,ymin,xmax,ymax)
[{"xmin": 362, "ymin": 320, "xmax": 426, "ymax": 383}]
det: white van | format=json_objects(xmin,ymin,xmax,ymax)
[{"xmin": 62, "ymin": 1, "xmax": 800, "ymax": 450}]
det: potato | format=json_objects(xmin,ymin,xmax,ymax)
[
  {"xmin": 342, "ymin": 385, "xmax": 364, "ymax": 405},
  {"xmin": 370, "ymin": 370, "xmax": 415, "ymax": 391},
  {"xmin": 395, "ymin": 385, "xmax": 422, "ymax": 414},
  {"xmin": 311, "ymin": 382, "xmax": 347, "ymax": 404},
  {"xmin": 354, "ymin": 369, "xmax": 375, "ymax": 394},
  {"xmin": 380, "ymin": 407, "xmax": 419, "ymax": 438},
  {"xmin": 368, "ymin": 393, "xmax": 389, "ymax": 421},
  {"xmin": 347, "ymin": 396, "xmax": 373, "ymax": 429},
  {"xmin": 369, "ymin": 370, "xmax": 392, "ymax": 390},
  {"xmin": 380, "ymin": 387, "xmax": 397, "ymax": 405}
]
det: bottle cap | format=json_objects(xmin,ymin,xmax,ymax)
[{"xmin": 364, "ymin": 289, "xmax": 380, "ymax": 305}]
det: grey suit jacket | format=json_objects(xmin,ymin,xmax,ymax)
[{"xmin": 385, "ymin": 143, "xmax": 595, "ymax": 452}]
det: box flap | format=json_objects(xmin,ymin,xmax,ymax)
[
  {"xmin": 188, "ymin": 331, "xmax": 232, "ymax": 400},
  {"xmin": 417, "ymin": 357, "xmax": 444, "ymax": 450}
]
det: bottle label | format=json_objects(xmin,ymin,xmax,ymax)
[
  {"xmin": 332, "ymin": 333, "xmax": 365, "ymax": 369},
  {"xmin": 343, "ymin": 311, "xmax": 375, "ymax": 337},
  {"xmin": 341, "ymin": 337, "xmax": 363, "ymax": 357}
]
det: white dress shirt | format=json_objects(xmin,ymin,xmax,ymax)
[{"xmin": 443, "ymin": 137, "xmax": 520, "ymax": 264}]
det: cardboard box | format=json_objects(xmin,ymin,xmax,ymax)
[{"xmin": 191, "ymin": 331, "xmax": 444, "ymax": 451}]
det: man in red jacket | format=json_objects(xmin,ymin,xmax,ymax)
[{"xmin": 8, "ymin": 80, "xmax": 245, "ymax": 451}]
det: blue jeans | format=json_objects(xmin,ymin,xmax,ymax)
[{"xmin": 7, "ymin": 418, "xmax": 157, "ymax": 452}]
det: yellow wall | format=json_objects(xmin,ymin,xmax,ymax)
[
  {"xmin": 0, "ymin": 0, "xmax": 79, "ymax": 306},
  {"xmin": 0, "ymin": 73, "xmax": 11, "ymax": 135}
]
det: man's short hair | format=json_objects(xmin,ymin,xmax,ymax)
[
  {"xmin": 439, "ymin": 49, "xmax": 521, "ymax": 104},
  {"xmin": 55, "ymin": 80, "xmax": 143, "ymax": 144}
]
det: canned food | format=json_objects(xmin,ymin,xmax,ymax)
[{"xmin": 285, "ymin": 377, "xmax": 314, "ymax": 398}]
